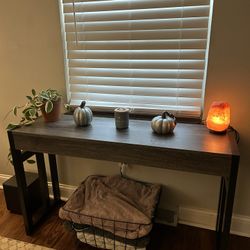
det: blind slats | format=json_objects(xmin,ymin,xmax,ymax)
[
  {"xmin": 67, "ymin": 39, "xmax": 207, "ymax": 50},
  {"xmin": 60, "ymin": 0, "xmax": 212, "ymax": 117},
  {"xmin": 70, "ymin": 85, "xmax": 202, "ymax": 98},
  {"xmin": 68, "ymin": 59, "xmax": 205, "ymax": 69},
  {"xmin": 64, "ymin": 0, "xmax": 210, "ymax": 12},
  {"xmin": 65, "ymin": 17, "xmax": 209, "ymax": 32},
  {"xmin": 66, "ymin": 28, "xmax": 208, "ymax": 42},
  {"xmin": 71, "ymin": 92, "xmax": 201, "ymax": 107},
  {"xmin": 69, "ymin": 76, "xmax": 203, "ymax": 89},
  {"xmin": 69, "ymin": 67, "xmax": 204, "ymax": 79},
  {"xmin": 68, "ymin": 49, "xmax": 206, "ymax": 60},
  {"xmin": 64, "ymin": 6, "xmax": 210, "ymax": 23},
  {"xmin": 70, "ymin": 99, "xmax": 201, "ymax": 114},
  {"xmin": 63, "ymin": 0, "xmax": 208, "ymax": 3}
]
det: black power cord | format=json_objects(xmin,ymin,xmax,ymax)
[{"xmin": 227, "ymin": 126, "xmax": 240, "ymax": 144}]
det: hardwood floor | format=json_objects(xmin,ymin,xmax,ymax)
[{"xmin": 0, "ymin": 191, "xmax": 249, "ymax": 250}]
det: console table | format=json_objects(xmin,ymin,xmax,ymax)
[{"xmin": 7, "ymin": 115, "xmax": 239, "ymax": 250}]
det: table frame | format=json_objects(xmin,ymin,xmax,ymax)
[{"xmin": 7, "ymin": 115, "xmax": 240, "ymax": 250}]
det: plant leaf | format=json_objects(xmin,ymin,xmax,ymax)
[
  {"xmin": 45, "ymin": 100, "xmax": 53, "ymax": 113},
  {"xmin": 26, "ymin": 96, "xmax": 32, "ymax": 101},
  {"xmin": 32, "ymin": 89, "xmax": 36, "ymax": 96},
  {"xmin": 24, "ymin": 115, "xmax": 32, "ymax": 121},
  {"xmin": 24, "ymin": 121, "xmax": 33, "ymax": 126},
  {"xmin": 8, "ymin": 150, "xmax": 13, "ymax": 165},
  {"xmin": 29, "ymin": 108, "xmax": 36, "ymax": 117},
  {"xmin": 64, "ymin": 104, "xmax": 71, "ymax": 111},
  {"xmin": 40, "ymin": 93, "xmax": 49, "ymax": 100},
  {"xmin": 23, "ymin": 109, "xmax": 31, "ymax": 118},
  {"xmin": 13, "ymin": 106, "xmax": 18, "ymax": 116},
  {"xmin": 35, "ymin": 101, "xmax": 43, "ymax": 107},
  {"xmin": 26, "ymin": 159, "xmax": 36, "ymax": 164},
  {"xmin": 23, "ymin": 107, "xmax": 31, "ymax": 113},
  {"xmin": 6, "ymin": 123, "xmax": 20, "ymax": 130}
]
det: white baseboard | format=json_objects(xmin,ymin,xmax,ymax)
[
  {"xmin": 0, "ymin": 174, "xmax": 12, "ymax": 184},
  {"xmin": 178, "ymin": 206, "xmax": 250, "ymax": 238},
  {"xmin": 179, "ymin": 206, "xmax": 216, "ymax": 231},
  {"xmin": 0, "ymin": 173, "xmax": 76, "ymax": 202},
  {"xmin": 1, "ymin": 174, "xmax": 250, "ymax": 238},
  {"xmin": 47, "ymin": 182, "xmax": 76, "ymax": 202}
]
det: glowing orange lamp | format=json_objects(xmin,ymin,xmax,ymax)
[{"xmin": 206, "ymin": 101, "xmax": 230, "ymax": 133}]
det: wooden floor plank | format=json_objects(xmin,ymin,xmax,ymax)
[{"xmin": 0, "ymin": 191, "xmax": 249, "ymax": 250}]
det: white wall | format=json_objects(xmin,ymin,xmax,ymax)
[
  {"xmin": 0, "ymin": 0, "xmax": 250, "ymax": 223},
  {"xmin": 204, "ymin": 0, "xmax": 250, "ymax": 216},
  {"xmin": 0, "ymin": 0, "xmax": 66, "ymax": 174}
]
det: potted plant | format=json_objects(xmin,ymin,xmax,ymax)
[
  {"xmin": 5, "ymin": 89, "xmax": 62, "ymax": 165},
  {"xmin": 6, "ymin": 88, "xmax": 62, "ymax": 130},
  {"xmin": 39, "ymin": 89, "xmax": 62, "ymax": 122}
]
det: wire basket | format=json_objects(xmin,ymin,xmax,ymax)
[
  {"xmin": 64, "ymin": 217, "xmax": 151, "ymax": 250},
  {"xmin": 60, "ymin": 175, "xmax": 161, "ymax": 249}
]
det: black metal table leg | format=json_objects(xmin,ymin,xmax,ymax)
[
  {"xmin": 216, "ymin": 177, "xmax": 226, "ymax": 249},
  {"xmin": 48, "ymin": 154, "xmax": 61, "ymax": 203},
  {"xmin": 8, "ymin": 131, "xmax": 33, "ymax": 235},
  {"xmin": 36, "ymin": 153, "xmax": 50, "ymax": 209},
  {"xmin": 218, "ymin": 155, "xmax": 240, "ymax": 250}
]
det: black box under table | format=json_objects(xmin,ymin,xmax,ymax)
[{"xmin": 3, "ymin": 172, "xmax": 42, "ymax": 214}]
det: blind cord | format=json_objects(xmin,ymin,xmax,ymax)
[
  {"xmin": 175, "ymin": 0, "xmax": 184, "ymax": 117},
  {"xmin": 73, "ymin": 0, "xmax": 78, "ymax": 46}
]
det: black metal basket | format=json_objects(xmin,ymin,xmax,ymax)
[
  {"xmin": 61, "ymin": 175, "xmax": 162, "ymax": 249},
  {"xmin": 65, "ymin": 217, "xmax": 151, "ymax": 250}
]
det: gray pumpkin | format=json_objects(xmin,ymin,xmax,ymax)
[
  {"xmin": 73, "ymin": 101, "xmax": 93, "ymax": 126},
  {"xmin": 151, "ymin": 111, "xmax": 176, "ymax": 134}
]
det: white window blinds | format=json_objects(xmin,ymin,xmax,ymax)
[{"xmin": 60, "ymin": 0, "xmax": 213, "ymax": 118}]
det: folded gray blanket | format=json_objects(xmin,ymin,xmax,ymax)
[{"xmin": 59, "ymin": 175, "xmax": 161, "ymax": 239}]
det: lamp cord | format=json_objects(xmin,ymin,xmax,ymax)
[{"xmin": 228, "ymin": 126, "xmax": 240, "ymax": 144}]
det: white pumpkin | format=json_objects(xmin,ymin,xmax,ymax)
[
  {"xmin": 73, "ymin": 101, "xmax": 93, "ymax": 126},
  {"xmin": 151, "ymin": 111, "xmax": 176, "ymax": 135}
]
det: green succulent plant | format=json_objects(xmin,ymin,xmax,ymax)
[{"xmin": 6, "ymin": 88, "xmax": 61, "ymax": 130}]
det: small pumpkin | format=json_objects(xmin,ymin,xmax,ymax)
[
  {"xmin": 73, "ymin": 101, "xmax": 93, "ymax": 126},
  {"xmin": 151, "ymin": 111, "xmax": 176, "ymax": 135}
]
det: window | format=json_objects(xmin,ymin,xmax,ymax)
[{"xmin": 60, "ymin": 0, "xmax": 213, "ymax": 118}]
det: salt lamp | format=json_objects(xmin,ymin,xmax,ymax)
[{"xmin": 206, "ymin": 102, "xmax": 230, "ymax": 133}]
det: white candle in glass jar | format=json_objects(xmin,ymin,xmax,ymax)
[{"xmin": 114, "ymin": 108, "xmax": 129, "ymax": 129}]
